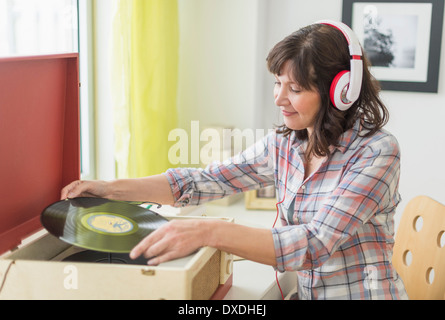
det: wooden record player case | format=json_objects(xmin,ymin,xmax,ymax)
[{"xmin": 0, "ymin": 54, "xmax": 233, "ymax": 300}]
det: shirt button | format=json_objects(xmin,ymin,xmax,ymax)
[
  {"xmin": 301, "ymin": 185, "xmax": 306, "ymax": 190},
  {"xmin": 181, "ymin": 198, "xmax": 190, "ymax": 207}
]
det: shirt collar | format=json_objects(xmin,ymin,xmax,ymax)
[{"xmin": 288, "ymin": 117, "xmax": 362, "ymax": 154}]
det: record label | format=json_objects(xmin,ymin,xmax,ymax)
[{"xmin": 81, "ymin": 213, "xmax": 138, "ymax": 235}]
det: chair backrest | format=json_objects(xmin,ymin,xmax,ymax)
[{"xmin": 393, "ymin": 196, "xmax": 445, "ymax": 300}]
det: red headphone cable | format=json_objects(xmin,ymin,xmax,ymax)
[{"xmin": 273, "ymin": 137, "xmax": 292, "ymax": 300}]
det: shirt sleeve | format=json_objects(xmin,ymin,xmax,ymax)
[
  {"xmin": 164, "ymin": 132, "xmax": 277, "ymax": 207},
  {"xmin": 272, "ymin": 134, "xmax": 401, "ymax": 272}
]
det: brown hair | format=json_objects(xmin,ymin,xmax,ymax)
[{"xmin": 267, "ymin": 23, "xmax": 389, "ymax": 158}]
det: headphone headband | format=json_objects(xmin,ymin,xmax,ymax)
[{"xmin": 315, "ymin": 20, "xmax": 364, "ymax": 111}]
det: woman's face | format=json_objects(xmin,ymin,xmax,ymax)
[{"xmin": 274, "ymin": 61, "xmax": 321, "ymax": 136}]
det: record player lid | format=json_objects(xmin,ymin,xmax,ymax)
[{"xmin": 0, "ymin": 54, "xmax": 80, "ymax": 255}]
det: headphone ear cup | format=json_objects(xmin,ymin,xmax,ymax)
[{"xmin": 330, "ymin": 70, "xmax": 353, "ymax": 111}]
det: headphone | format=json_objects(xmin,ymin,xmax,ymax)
[{"xmin": 316, "ymin": 20, "xmax": 364, "ymax": 111}]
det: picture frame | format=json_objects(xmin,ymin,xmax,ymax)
[
  {"xmin": 342, "ymin": 0, "xmax": 444, "ymax": 93},
  {"xmin": 244, "ymin": 186, "xmax": 277, "ymax": 211}
]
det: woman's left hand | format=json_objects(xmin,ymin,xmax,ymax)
[{"xmin": 130, "ymin": 219, "xmax": 209, "ymax": 265}]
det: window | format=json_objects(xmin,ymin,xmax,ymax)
[
  {"xmin": 0, "ymin": 0, "xmax": 95, "ymax": 179},
  {"xmin": 0, "ymin": 0, "xmax": 78, "ymax": 57}
]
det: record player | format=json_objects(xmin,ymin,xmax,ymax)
[{"xmin": 0, "ymin": 54, "xmax": 233, "ymax": 300}]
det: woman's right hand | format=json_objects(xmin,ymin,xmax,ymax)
[{"xmin": 60, "ymin": 180, "xmax": 110, "ymax": 200}]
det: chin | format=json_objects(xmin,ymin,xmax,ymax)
[{"xmin": 283, "ymin": 121, "xmax": 303, "ymax": 131}]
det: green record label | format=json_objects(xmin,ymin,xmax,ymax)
[{"xmin": 81, "ymin": 213, "xmax": 138, "ymax": 235}]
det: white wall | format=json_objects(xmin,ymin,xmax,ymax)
[
  {"xmin": 176, "ymin": 0, "xmax": 445, "ymax": 231},
  {"xmin": 93, "ymin": 0, "xmax": 445, "ymax": 231},
  {"xmin": 177, "ymin": 0, "xmax": 261, "ymax": 132}
]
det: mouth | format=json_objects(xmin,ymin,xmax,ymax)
[{"xmin": 281, "ymin": 110, "xmax": 298, "ymax": 117}]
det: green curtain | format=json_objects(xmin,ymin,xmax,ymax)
[{"xmin": 112, "ymin": 0, "xmax": 179, "ymax": 178}]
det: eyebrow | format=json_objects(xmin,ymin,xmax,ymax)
[{"xmin": 275, "ymin": 75, "xmax": 298, "ymax": 85}]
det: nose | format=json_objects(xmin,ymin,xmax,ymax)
[{"xmin": 274, "ymin": 85, "xmax": 289, "ymax": 108}]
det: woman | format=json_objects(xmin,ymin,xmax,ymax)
[{"xmin": 61, "ymin": 21, "xmax": 408, "ymax": 300}]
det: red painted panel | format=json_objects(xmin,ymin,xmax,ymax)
[{"xmin": 0, "ymin": 54, "xmax": 80, "ymax": 255}]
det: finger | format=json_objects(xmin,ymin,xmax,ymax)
[
  {"xmin": 147, "ymin": 251, "xmax": 178, "ymax": 266},
  {"xmin": 141, "ymin": 238, "xmax": 170, "ymax": 260},
  {"xmin": 60, "ymin": 181, "xmax": 82, "ymax": 200},
  {"xmin": 130, "ymin": 229, "xmax": 164, "ymax": 260}
]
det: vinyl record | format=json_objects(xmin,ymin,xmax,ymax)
[{"xmin": 41, "ymin": 197, "xmax": 169, "ymax": 253}]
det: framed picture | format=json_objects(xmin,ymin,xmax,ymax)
[
  {"xmin": 245, "ymin": 186, "xmax": 277, "ymax": 210},
  {"xmin": 342, "ymin": 0, "xmax": 444, "ymax": 92}
]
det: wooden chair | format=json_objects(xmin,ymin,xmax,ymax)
[{"xmin": 393, "ymin": 196, "xmax": 445, "ymax": 300}]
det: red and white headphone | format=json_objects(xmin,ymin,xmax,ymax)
[{"xmin": 317, "ymin": 20, "xmax": 363, "ymax": 111}]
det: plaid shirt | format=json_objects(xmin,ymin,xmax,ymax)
[{"xmin": 165, "ymin": 118, "xmax": 408, "ymax": 300}]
